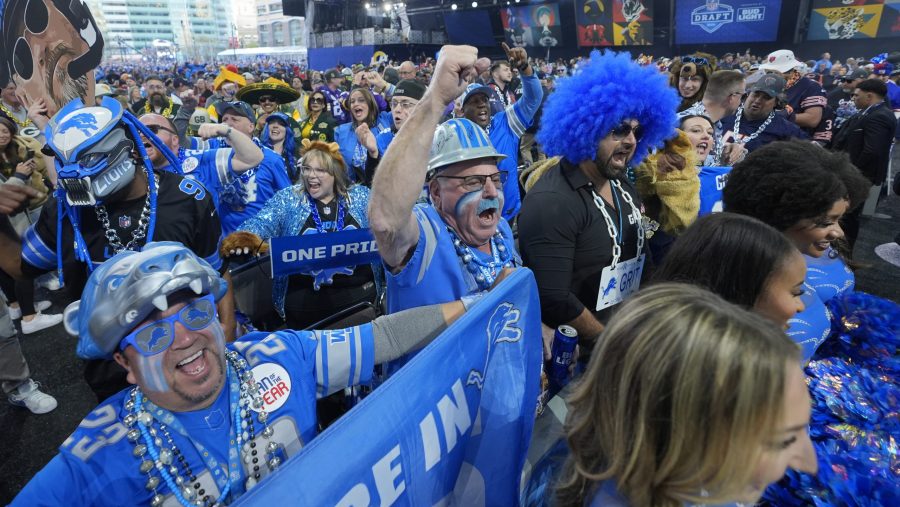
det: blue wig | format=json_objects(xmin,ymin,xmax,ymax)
[
  {"xmin": 260, "ymin": 112, "xmax": 297, "ymax": 181},
  {"xmin": 537, "ymin": 50, "xmax": 678, "ymax": 166}
]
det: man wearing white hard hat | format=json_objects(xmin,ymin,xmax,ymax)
[
  {"xmin": 369, "ymin": 46, "xmax": 521, "ymax": 316},
  {"xmin": 760, "ymin": 49, "xmax": 829, "ymax": 143}
]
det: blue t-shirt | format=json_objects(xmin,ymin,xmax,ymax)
[
  {"xmin": 13, "ymin": 327, "xmax": 375, "ymax": 506},
  {"xmin": 697, "ymin": 166, "xmax": 731, "ymax": 215},
  {"xmin": 386, "ymin": 204, "xmax": 519, "ymax": 315},
  {"xmin": 804, "ymin": 249, "xmax": 854, "ymax": 303},
  {"xmin": 375, "ymin": 129, "xmax": 395, "ymax": 158},
  {"xmin": 720, "ymin": 112, "xmax": 808, "ymax": 153},
  {"xmin": 219, "ymin": 147, "xmax": 290, "ymax": 234},
  {"xmin": 487, "ymin": 74, "xmax": 542, "ymax": 220},
  {"xmin": 887, "ymin": 81, "xmax": 900, "ymax": 112}
]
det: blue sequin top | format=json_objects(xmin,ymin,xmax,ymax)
[{"xmin": 238, "ymin": 184, "xmax": 383, "ymax": 318}]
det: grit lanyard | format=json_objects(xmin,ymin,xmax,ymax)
[{"xmin": 593, "ymin": 180, "xmax": 645, "ymax": 311}]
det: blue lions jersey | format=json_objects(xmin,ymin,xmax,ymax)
[
  {"xmin": 217, "ymin": 147, "xmax": 291, "ymax": 234},
  {"xmin": 13, "ymin": 326, "xmax": 375, "ymax": 506},
  {"xmin": 180, "ymin": 147, "xmax": 234, "ymax": 208},
  {"xmin": 487, "ymin": 74, "xmax": 542, "ymax": 220},
  {"xmin": 697, "ymin": 166, "xmax": 731, "ymax": 215}
]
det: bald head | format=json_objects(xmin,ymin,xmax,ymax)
[
  {"xmin": 399, "ymin": 61, "xmax": 416, "ymax": 80},
  {"xmin": 139, "ymin": 113, "xmax": 179, "ymax": 168}
]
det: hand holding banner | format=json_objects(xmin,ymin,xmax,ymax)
[{"xmin": 234, "ymin": 269, "xmax": 543, "ymax": 506}]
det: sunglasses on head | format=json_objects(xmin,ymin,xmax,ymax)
[
  {"xmin": 119, "ymin": 294, "xmax": 217, "ymax": 356},
  {"xmin": 610, "ymin": 122, "xmax": 643, "ymax": 141},
  {"xmin": 682, "ymin": 56, "xmax": 709, "ymax": 66}
]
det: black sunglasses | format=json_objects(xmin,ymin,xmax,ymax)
[
  {"xmin": 610, "ymin": 122, "xmax": 643, "ymax": 141},
  {"xmin": 259, "ymin": 96, "xmax": 277, "ymax": 103},
  {"xmin": 682, "ymin": 56, "xmax": 710, "ymax": 66},
  {"xmin": 10, "ymin": 0, "xmax": 49, "ymax": 80},
  {"xmin": 145, "ymin": 124, "xmax": 176, "ymax": 135},
  {"xmin": 310, "ymin": 96, "xmax": 325, "ymax": 103}
]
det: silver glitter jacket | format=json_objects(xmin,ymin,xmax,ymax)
[{"xmin": 238, "ymin": 184, "xmax": 384, "ymax": 319}]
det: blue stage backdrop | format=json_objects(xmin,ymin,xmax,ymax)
[
  {"xmin": 309, "ymin": 46, "xmax": 375, "ymax": 70},
  {"xmin": 675, "ymin": 0, "xmax": 782, "ymax": 44},
  {"xmin": 234, "ymin": 269, "xmax": 544, "ymax": 506},
  {"xmin": 443, "ymin": 10, "xmax": 497, "ymax": 46}
]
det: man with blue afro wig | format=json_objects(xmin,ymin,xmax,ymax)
[{"xmin": 518, "ymin": 50, "xmax": 678, "ymax": 346}]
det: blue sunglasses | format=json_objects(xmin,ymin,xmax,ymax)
[{"xmin": 119, "ymin": 295, "xmax": 217, "ymax": 356}]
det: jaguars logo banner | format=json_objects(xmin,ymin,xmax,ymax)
[
  {"xmin": 234, "ymin": 269, "xmax": 543, "ymax": 506},
  {"xmin": 808, "ymin": 1, "xmax": 898, "ymax": 40}
]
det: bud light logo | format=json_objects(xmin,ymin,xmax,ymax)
[
  {"xmin": 250, "ymin": 363, "xmax": 292, "ymax": 412},
  {"xmin": 691, "ymin": 0, "xmax": 734, "ymax": 33}
]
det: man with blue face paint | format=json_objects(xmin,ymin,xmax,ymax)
[
  {"xmin": 369, "ymin": 46, "xmax": 521, "ymax": 320},
  {"xmin": 12, "ymin": 242, "xmax": 475, "ymax": 506}
]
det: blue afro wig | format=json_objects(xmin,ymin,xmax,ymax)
[{"xmin": 537, "ymin": 50, "xmax": 678, "ymax": 166}]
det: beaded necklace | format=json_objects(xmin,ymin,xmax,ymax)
[
  {"xmin": 0, "ymin": 102, "xmax": 31, "ymax": 128},
  {"xmin": 307, "ymin": 193, "xmax": 345, "ymax": 232},
  {"xmin": 145, "ymin": 97, "xmax": 174, "ymax": 118},
  {"xmin": 732, "ymin": 105, "xmax": 775, "ymax": 146},
  {"xmin": 446, "ymin": 226, "xmax": 513, "ymax": 290},
  {"xmin": 125, "ymin": 350, "xmax": 280, "ymax": 506}
]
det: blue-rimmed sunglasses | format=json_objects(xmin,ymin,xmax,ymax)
[{"xmin": 119, "ymin": 294, "xmax": 217, "ymax": 356}]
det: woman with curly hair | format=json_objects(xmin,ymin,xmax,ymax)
[
  {"xmin": 722, "ymin": 139, "xmax": 900, "ymax": 506},
  {"xmin": 223, "ymin": 139, "xmax": 382, "ymax": 329},
  {"xmin": 557, "ymin": 283, "xmax": 816, "ymax": 507},
  {"xmin": 668, "ymin": 53, "xmax": 717, "ymax": 112}
]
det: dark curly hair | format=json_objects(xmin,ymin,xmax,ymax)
[{"xmin": 723, "ymin": 140, "xmax": 870, "ymax": 231}]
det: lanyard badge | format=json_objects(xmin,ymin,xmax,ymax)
[{"xmin": 593, "ymin": 180, "xmax": 645, "ymax": 311}]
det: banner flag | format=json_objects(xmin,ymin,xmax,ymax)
[
  {"xmin": 235, "ymin": 269, "xmax": 544, "ymax": 506},
  {"xmin": 269, "ymin": 227, "xmax": 381, "ymax": 276}
]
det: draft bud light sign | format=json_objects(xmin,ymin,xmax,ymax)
[{"xmin": 676, "ymin": 0, "xmax": 781, "ymax": 44}]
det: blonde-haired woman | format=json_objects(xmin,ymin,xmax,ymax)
[
  {"xmin": 222, "ymin": 139, "xmax": 382, "ymax": 329},
  {"xmin": 557, "ymin": 283, "xmax": 816, "ymax": 507}
]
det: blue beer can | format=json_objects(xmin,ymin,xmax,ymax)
[{"xmin": 549, "ymin": 325, "xmax": 578, "ymax": 389}]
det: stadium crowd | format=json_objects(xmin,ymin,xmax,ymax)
[{"xmin": 1, "ymin": 41, "xmax": 899, "ymax": 506}]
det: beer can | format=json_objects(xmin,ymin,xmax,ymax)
[{"xmin": 549, "ymin": 325, "xmax": 578, "ymax": 390}]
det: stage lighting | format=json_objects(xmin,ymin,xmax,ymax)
[
  {"xmin": 472, "ymin": 1, "xmax": 478, "ymax": 7},
  {"xmin": 451, "ymin": 3, "xmax": 457, "ymax": 9},
  {"xmin": 384, "ymin": 3, "xmax": 392, "ymax": 11}
]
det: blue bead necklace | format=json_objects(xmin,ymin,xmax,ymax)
[
  {"xmin": 307, "ymin": 193, "xmax": 345, "ymax": 233},
  {"xmin": 446, "ymin": 226, "xmax": 513, "ymax": 290}
]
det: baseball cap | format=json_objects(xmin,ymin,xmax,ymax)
[
  {"xmin": 843, "ymin": 68, "xmax": 870, "ymax": 81},
  {"xmin": 393, "ymin": 79, "xmax": 426, "ymax": 101},
  {"xmin": 760, "ymin": 49, "xmax": 802, "ymax": 74},
  {"xmin": 748, "ymin": 74, "xmax": 786, "ymax": 98},
  {"xmin": 324, "ymin": 69, "xmax": 341, "ymax": 81},
  {"xmin": 215, "ymin": 100, "xmax": 256, "ymax": 123},
  {"xmin": 461, "ymin": 83, "xmax": 493, "ymax": 105},
  {"xmin": 873, "ymin": 63, "xmax": 894, "ymax": 76},
  {"xmin": 341, "ymin": 68, "xmax": 353, "ymax": 77}
]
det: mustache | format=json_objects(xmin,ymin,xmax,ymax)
[{"xmin": 477, "ymin": 198, "xmax": 500, "ymax": 214}]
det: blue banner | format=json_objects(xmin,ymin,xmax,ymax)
[
  {"xmin": 234, "ymin": 269, "xmax": 543, "ymax": 506},
  {"xmin": 269, "ymin": 228, "xmax": 381, "ymax": 277},
  {"xmin": 698, "ymin": 166, "xmax": 731, "ymax": 215},
  {"xmin": 674, "ymin": 0, "xmax": 782, "ymax": 44}
]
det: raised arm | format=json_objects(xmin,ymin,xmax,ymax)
[
  {"xmin": 197, "ymin": 123, "xmax": 264, "ymax": 173},
  {"xmin": 368, "ymin": 45, "xmax": 489, "ymax": 268}
]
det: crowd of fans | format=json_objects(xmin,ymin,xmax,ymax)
[{"xmin": 1, "ymin": 42, "xmax": 899, "ymax": 506}]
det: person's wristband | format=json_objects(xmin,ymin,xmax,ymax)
[{"xmin": 13, "ymin": 172, "xmax": 29, "ymax": 181}]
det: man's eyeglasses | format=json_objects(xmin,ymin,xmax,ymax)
[
  {"xmin": 435, "ymin": 171, "xmax": 508, "ymax": 192},
  {"xmin": 682, "ymin": 56, "xmax": 709, "ymax": 66},
  {"xmin": 119, "ymin": 295, "xmax": 217, "ymax": 356},
  {"xmin": 299, "ymin": 165, "xmax": 329, "ymax": 177},
  {"xmin": 610, "ymin": 122, "xmax": 643, "ymax": 141},
  {"xmin": 390, "ymin": 99, "xmax": 417, "ymax": 111},
  {"xmin": 145, "ymin": 124, "xmax": 177, "ymax": 136}
]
